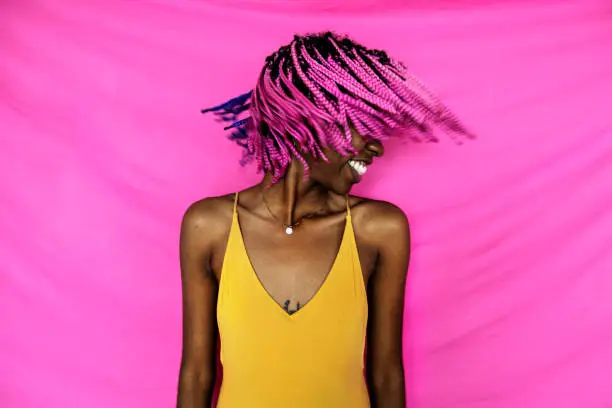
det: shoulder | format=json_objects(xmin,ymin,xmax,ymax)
[
  {"xmin": 349, "ymin": 196, "xmax": 410, "ymax": 247},
  {"xmin": 349, "ymin": 196, "xmax": 409, "ymax": 233},
  {"xmin": 181, "ymin": 194, "xmax": 235, "ymax": 241}
]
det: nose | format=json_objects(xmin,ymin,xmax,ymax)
[{"xmin": 365, "ymin": 140, "xmax": 384, "ymax": 159}]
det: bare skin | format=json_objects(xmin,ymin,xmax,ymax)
[{"xmin": 177, "ymin": 131, "xmax": 410, "ymax": 407}]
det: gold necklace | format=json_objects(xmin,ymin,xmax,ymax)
[{"xmin": 261, "ymin": 189, "xmax": 327, "ymax": 235}]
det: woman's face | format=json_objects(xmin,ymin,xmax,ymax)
[{"xmin": 307, "ymin": 128, "xmax": 385, "ymax": 195}]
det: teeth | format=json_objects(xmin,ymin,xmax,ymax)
[{"xmin": 348, "ymin": 160, "xmax": 367, "ymax": 176}]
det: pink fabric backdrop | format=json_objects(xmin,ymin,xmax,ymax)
[{"xmin": 2, "ymin": 0, "xmax": 612, "ymax": 407}]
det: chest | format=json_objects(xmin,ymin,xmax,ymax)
[{"xmin": 212, "ymin": 216, "xmax": 378, "ymax": 306}]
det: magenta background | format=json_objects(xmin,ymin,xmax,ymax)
[{"xmin": 2, "ymin": 0, "xmax": 612, "ymax": 407}]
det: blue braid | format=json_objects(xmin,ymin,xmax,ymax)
[
  {"xmin": 201, "ymin": 91, "xmax": 252, "ymax": 117},
  {"xmin": 202, "ymin": 91, "xmax": 253, "ymax": 158}
]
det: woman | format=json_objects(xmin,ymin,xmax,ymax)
[{"xmin": 177, "ymin": 32, "xmax": 470, "ymax": 408}]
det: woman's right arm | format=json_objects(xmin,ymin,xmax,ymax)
[{"xmin": 177, "ymin": 202, "xmax": 220, "ymax": 408}]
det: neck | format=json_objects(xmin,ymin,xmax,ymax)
[{"xmin": 261, "ymin": 163, "xmax": 331, "ymax": 227}]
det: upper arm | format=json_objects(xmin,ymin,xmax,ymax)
[
  {"xmin": 178, "ymin": 200, "xmax": 223, "ymax": 401},
  {"xmin": 366, "ymin": 203, "xmax": 410, "ymax": 385}
]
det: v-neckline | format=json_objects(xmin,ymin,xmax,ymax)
[{"xmin": 234, "ymin": 212, "xmax": 348, "ymax": 320}]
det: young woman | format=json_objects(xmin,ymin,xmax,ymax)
[{"xmin": 177, "ymin": 32, "xmax": 471, "ymax": 408}]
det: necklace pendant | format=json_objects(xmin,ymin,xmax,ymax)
[{"xmin": 285, "ymin": 226, "xmax": 294, "ymax": 235}]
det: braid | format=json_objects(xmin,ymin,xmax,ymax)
[{"xmin": 202, "ymin": 31, "xmax": 473, "ymax": 181}]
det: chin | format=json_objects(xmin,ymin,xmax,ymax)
[{"xmin": 331, "ymin": 181, "xmax": 353, "ymax": 196}]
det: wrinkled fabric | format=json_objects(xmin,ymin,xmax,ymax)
[{"xmin": 1, "ymin": 0, "xmax": 611, "ymax": 407}]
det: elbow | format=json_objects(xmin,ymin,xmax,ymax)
[
  {"xmin": 179, "ymin": 366, "xmax": 215, "ymax": 390},
  {"xmin": 177, "ymin": 362, "xmax": 216, "ymax": 406},
  {"xmin": 371, "ymin": 370, "xmax": 404, "ymax": 393},
  {"xmin": 179, "ymin": 361, "xmax": 216, "ymax": 390},
  {"xmin": 368, "ymin": 364, "xmax": 405, "ymax": 404}
]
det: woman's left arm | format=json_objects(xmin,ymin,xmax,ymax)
[{"xmin": 366, "ymin": 203, "xmax": 411, "ymax": 408}]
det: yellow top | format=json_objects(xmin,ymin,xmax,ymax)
[{"xmin": 216, "ymin": 194, "xmax": 369, "ymax": 408}]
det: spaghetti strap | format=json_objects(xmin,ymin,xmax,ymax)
[
  {"xmin": 346, "ymin": 196, "xmax": 351, "ymax": 218},
  {"xmin": 233, "ymin": 193, "xmax": 239, "ymax": 214}
]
